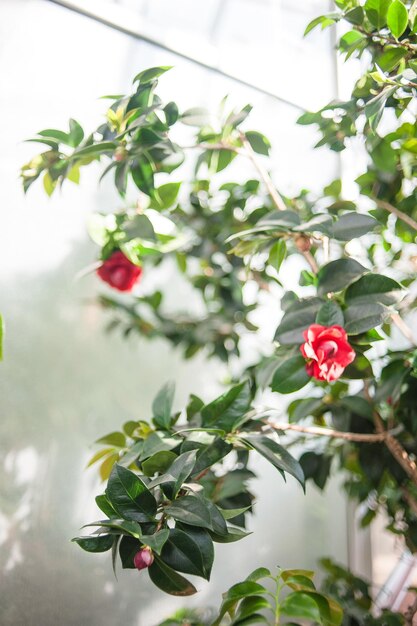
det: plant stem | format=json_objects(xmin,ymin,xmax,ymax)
[
  {"xmin": 375, "ymin": 199, "xmax": 417, "ymax": 232},
  {"xmin": 262, "ymin": 418, "xmax": 394, "ymax": 443}
]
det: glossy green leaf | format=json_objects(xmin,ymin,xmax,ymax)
[
  {"xmin": 72, "ymin": 534, "xmax": 114, "ymax": 553},
  {"xmin": 344, "ymin": 302, "xmax": 390, "ymax": 334},
  {"xmin": 141, "ymin": 451, "xmax": 177, "ymax": 477},
  {"xmin": 269, "ymin": 239, "xmax": 287, "ymax": 272},
  {"xmin": 201, "ymin": 381, "xmax": 252, "ymax": 432},
  {"xmin": 271, "ymin": 356, "xmax": 310, "ymax": 394},
  {"xmin": 141, "ymin": 528, "xmax": 170, "ymax": 554},
  {"xmin": 106, "ymin": 464, "xmax": 157, "ymax": 522},
  {"xmin": 317, "ymin": 259, "xmax": 368, "ymax": 295},
  {"xmin": 316, "ymin": 301, "xmax": 344, "ymax": 327},
  {"xmin": 332, "ymin": 212, "xmax": 377, "ymax": 241},
  {"xmin": 149, "ymin": 557, "xmax": 197, "ymax": 596},
  {"xmin": 161, "ymin": 525, "xmax": 214, "ymax": 580},
  {"xmin": 165, "ymin": 495, "xmax": 227, "ymax": 535},
  {"xmin": 133, "ymin": 66, "xmax": 172, "ymax": 84},
  {"xmin": 364, "ymin": 0, "xmax": 392, "ymax": 28},
  {"xmin": 387, "ymin": 0, "xmax": 408, "ymax": 37},
  {"xmin": 95, "ymin": 494, "xmax": 117, "ymax": 518},
  {"xmin": 192, "ymin": 437, "xmax": 233, "ymax": 476},
  {"xmin": 275, "ymin": 297, "xmax": 323, "ymax": 344},
  {"xmin": 241, "ymin": 434, "xmax": 305, "ymax": 487},
  {"xmin": 281, "ymin": 593, "xmax": 322, "ymax": 622},
  {"xmin": 152, "ymin": 381, "xmax": 175, "ymax": 430},
  {"xmin": 209, "ymin": 526, "xmax": 252, "ymax": 543},
  {"xmin": 161, "ymin": 450, "xmax": 198, "ymax": 498},
  {"xmin": 345, "ymin": 273, "xmax": 403, "ymax": 306}
]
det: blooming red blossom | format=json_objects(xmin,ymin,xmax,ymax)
[
  {"xmin": 133, "ymin": 547, "xmax": 154, "ymax": 571},
  {"xmin": 300, "ymin": 324, "xmax": 355, "ymax": 383},
  {"xmin": 97, "ymin": 250, "xmax": 142, "ymax": 292}
]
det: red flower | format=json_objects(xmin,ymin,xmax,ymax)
[
  {"xmin": 97, "ymin": 250, "xmax": 142, "ymax": 292},
  {"xmin": 133, "ymin": 547, "xmax": 154, "ymax": 571},
  {"xmin": 300, "ymin": 324, "xmax": 355, "ymax": 383}
]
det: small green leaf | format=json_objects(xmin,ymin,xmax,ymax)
[
  {"xmin": 241, "ymin": 434, "xmax": 305, "ymax": 488},
  {"xmin": 133, "ymin": 66, "xmax": 172, "ymax": 84},
  {"xmin": 201, "ymin": 381, "xmax": 252, "ymax": 433},
  {"xmin": 123, "ymin": 214, "xmax": 156, "ymax": 241},
  {"xmin": 245, "ymin": 131, "xmax": 271, "ymax": 156},
  {"xmin": 95, "ymin": 431, "xmax": 126, "ymax": 448},
  {"xmin": 72, "ymin": 534, "xmax": 114, "ymax": 553},
  {"xmin": 271, "ymin": 356, "xmax": 310, "ymax": 394},
  {"xmin": 43, "ymin": 172, "xmax": 56, "ymax": 196},
  {"xmin": 152, "ymin": 381, "xmax": 175, "ymax": 430},
  {"xmin": 316, "ymin": 301, "xmax": 344, "ymax": 327},
  {"xmin": 332, "ymin": 212, "xmax": 377, "ymax": 241},
  {"xmin": 269, "ymin": 240, "xmax": 287, "ymax": 272},
  {"xmin": 141, "ymin": 528, "xmax": 170, "ymax": 555},
  {"xmin": 387, "ymin": 0, "xmax": 408, "ymax": 37},
  {"xmin": 106, "ymin": 464, "xmax": 157, "ymax": 522},
  {"xmin": 161, "ymin": 525, "xmax": 214, "ymax": 580},
  {"xmin": 141, "ymin": 451, "xmax": 177, "ymax": 477}
]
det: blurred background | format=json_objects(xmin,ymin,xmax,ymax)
[{"xmin": 0, "ymin": 0, "xmax": 396, "ymax": 624}]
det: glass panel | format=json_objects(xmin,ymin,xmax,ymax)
[{"xmin": 0, "ymin": 1, "xmax": 347, "ymax": 624}]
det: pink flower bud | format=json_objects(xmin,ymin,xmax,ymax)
[{"xmin": 133, "ymin": 547, "xmax": 154, "ymax": 571}]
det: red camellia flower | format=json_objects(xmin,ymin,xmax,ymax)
[
  {"xmin": 96, "ymin": 250, "xmax": 142, "ymax": 292},
  {"xmin": 133, "ymin": 547, "xmax": 154, "ymax": 571},
  {"xmin": 300, "ymin": 324, "xmax": 355, "ymax": 383}
]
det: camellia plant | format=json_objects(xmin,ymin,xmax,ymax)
[{"xmin": 21, "ymin": 0, "xmax": 417, "ymax": 622}]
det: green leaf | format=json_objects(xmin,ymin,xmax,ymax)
[
  {"xmin": 72, "ymin": 141, "xmax": 117, "ymax": 159},
  {"xmin": 316, "ymin": 301, "xmax": 344, "ymax": 327},
  {"xmin": 119, "ymin": 535, "xmax": 140, "ymax": 569},
  {"xmin": 106, "ymin": 464, "xmax": 157, "ymax": 522},
  {"xmin": 269, "ymin": 240, "xmax": 287, "ymax": 272},
  {"xmin": 72, "ymin": 534, "xmax": 114, "ymax": 553},
  {"xmin": 161, "ymin": 450, "xmax": 198, "ymax": 498},
  {"xmin": 245, "ymin": 131, "xmax": 271, "ymax": 156},
  {"xmin": 345, "ymin": 273, "xmax": 404, "ymax": 306},
  {"xmin": 234, "ymin": 596, "xmax": 272, "ymax": 623},
  {"xmin": 68, "ymin": 119, "xmax": 84, "ymax": 147},
  {"xmin": 95, "ymin": 431, "xmax": 126, "ymax": 448},
  {"xmin": 209, "ymin": 526, "xmax": 252, "ymax": 543},
  {"xmin": 219, "ymin": 506, "xmax": 252, "ymax": 521},
  {"xmin": 141, "ymin": 451, "xmax": 177, "ymax": 477},
  {"xmin": 165, "ymin": 495, "xmax": 228, "ymax": 535},
  {"xmin": 133, "ymin": 66, "xmax": 172, "ymax": 84},
  {"xmin": 364, "ymin": 0, "xmax": 392, "ymax": 28},
  {"xmin": 245, "ymin": 567, "xmax": 271, "ymax": 582},
  {"xmin": 83, "ymin": 519, "xmax": 142, "ymax": 537},
  {"xmin": 240, "ymin": 434, "xmax": 305, "ymax": 488},
  {"xmin": 365, "ymin": 86, "xmax": 398, "ymax": 132},
  {"xmin": 275, "ymin": 297, "xmax": 323, "ymax": 345},
  {"xmin": 148, "ymin": 557, "xmax": 197, "ymax": 596},
  {"xmin": 43, "ymin": 172, "xmax": 56, "ymax": 196},
  {"xmin": 304, "ymin": 14, "xmax": 338, "ymax": 36},
  {"xmin": 344, "ymin": 302, "xmax": 390, "ymax": 334},
  {"xmin": 387, "ymin": 0, "xmax": 408, "ymax": 37},
  {"xmin": 317, "ymin": 259, "xmax": 368, "ymax": 295},
  {"xmin": 213, "ymin": 581, "xmax": 268, "ymax": 625},
  {"xmin": 140, "ymin": 432, "xmax": 181, "ymax": 460},
  {"xmin": 332, "ymin": 212, "xmax": 377, "ymax": 241},
  {"xmin": 95, "ymin": 494, "xmax": 117, "ymax": 518},
  {"xmin": 345, "ymin": 6, "xmax": 365, "ymax": 24},
  {"xmin": 201, "ymin": 381, "xmax": 252, "ymax": 432},
  {"xmin": 154, "ymin": 182, "xmax": 181, "ymax": 209},
  {"xmin": 141, "ymin": 528, "xmax": 170, "ymax": 555},
  {"xmin": 161, "ymin": 525, "xmax": 214, "ymax": 580},
  {"xmin": 181, "ymin": 107, "xmax": 211, "ymax": 127},
  {"xmin": 377, "ymin": 47, "xmax": 408, "ymax": 71},
  {"xmin": 38, "ymin": 128, "xmax": 70, "ymax": 144},
  {"xmin": 281, "ymin": 592, "xmax": 322, "ymax": 622},
  {"xmin": 271, "ymin": 356, "xmax": 310, "ymax": 394},
  {"xmin": 123, "ymin": 214, "xmax": 156, "ymax": 241},
  {"xmin": 192, "ymin": 437, "xmax": 233, "ymax": 476},
  {"xmin": 152, "ymin": 381, "xmax": 175, "ymax": 430}
]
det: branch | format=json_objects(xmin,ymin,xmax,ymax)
[
  {"xmin": 373, "ymin": 410, "xmax": 417, "ymax": 488},
  {"xmin": 375, "ymin": 199, "xmax": 417, "ymax": 232},
  {"xmin": 391, "ymin": 313, "xmax": 416, "ymax": 346},
  {"xmin": 263, "ymin": 419, "xmax": 389, "ymax": 443}
]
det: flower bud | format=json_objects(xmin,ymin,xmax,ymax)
[
  {"xmin": 294, "ymin": 234, "xmax": 312, "ymax": 252},
  {"xmin": 133, "ymin": 547, "xmax": 154, "ymax": 571}
]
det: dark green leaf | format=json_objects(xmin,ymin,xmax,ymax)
[
  {"xmin": 106, "ymin": 464, "xmax": 157, "ymax": 522},
  {"xmin": 316, "ymin": 301, "xmax": 344, "ymax": 327},
  {"xmin": 161, "ymin": 526, "xmax": 214, "ymax": 580},
  {"xmin": 141, "ymin": 528, "xmax": 170, "ymax": 554},
  {"xmin": 345, "ymin": 273, "xmax": 403, "ymax": 306},
  {"xmin": 241, "ymin": 434, "xmax": 305, "ymax": 487},
  {"xmin": 317, "ymin": 259, "xmax": 368, "ymax": 295},
  {"xmin": 271, "ymin": 356, "xmax": 310, "ymax": 394},
  {"xmin": 72, "ymin": 534, "xmax": 114, "ymax": 553},
  {"xmin": 332, "ymin": 212, "xmax": 377, "ymax": 241},
  {"xmin": 245, "ymin": 131, "xmax": 271, "ymax": 156},
  {"xmin": 344, "ymin": 302, "xmax": 390, "ymax": 334},
  {"xmin": 201, "ymin": 381, "xmax": 252, "ymax": 432},
  {"xmin": 148, "ymin": 557, "xmax": 197, "ymax": 596},
  {"xmin": 152, "ymin": 381, "xmax": 175, "ymax": 430},
  {"xmin": 141, "ymin": 451, "xmax": 177, "ymax": 477},
  {"xmin": 165, "ymin": 495, "xmax": 227, "ymax": 535},
  {"xmin": 275, "ymin": 297, "xmax": 323, "ymax": 344}
]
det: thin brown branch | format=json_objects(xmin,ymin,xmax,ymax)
[
  {"xmin": 263, "ymin": 419, "xmax": 387, "ymax": 443},
  {"xmin": 373, "ymin": 410, "xmax": 417, "ymax": 488},
  {"xmin": 375, "ymin": 199, "xmax": 417, "ymax": 232},
  {"xmin": 239, "ymin": 133, "xmax": 287, "ymax": 212},
  {"xmin": 402, "ymin": 486, "xmax": 417, "ymax": 518},
  {"xmin": 391, "ymin": 313, "xmax": 416, "ymax": 346}
]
